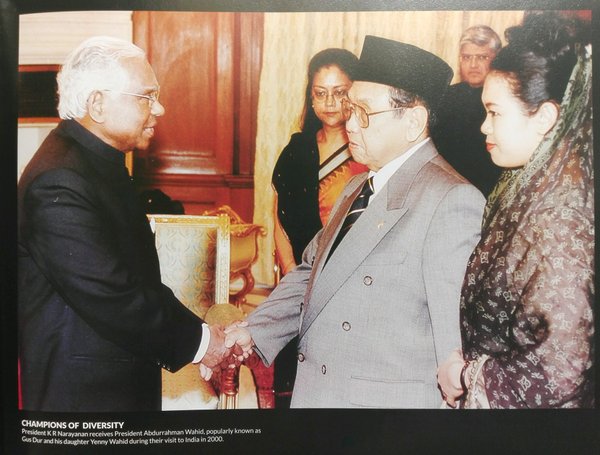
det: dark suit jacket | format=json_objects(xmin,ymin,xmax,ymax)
[
  {"xmin": 431, "ymin": 82, "xmax": 502, "ymax": 197},
  {"xmin": 18, "ymin": 120, "xmax": 204, "ymax": 412}
]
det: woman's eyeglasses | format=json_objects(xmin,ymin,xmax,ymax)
[{"xmin": 312, "ymin": 88, "xmax": 348, "ymax": 103}]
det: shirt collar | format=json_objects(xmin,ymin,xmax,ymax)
[{"xmin": 369, "ymin": 137, "xmax": 430, "ymax": 197}]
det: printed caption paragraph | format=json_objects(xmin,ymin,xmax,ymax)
[{"xmin": 21, "ymin": 420, "xmax": 262, "ymax": 447}]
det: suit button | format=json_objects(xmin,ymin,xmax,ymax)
[
  {"xmin": 321, "ymin": 365, "xmax": 327, "ymax": 375},
  {"xmin": 342, "ymin": 322, "xmax": 351, "ymax": 331},
  {"xmin": 363, "ymin": 276, "xmax": 373, "ymax": 286},
  {"xmin": 298, "ymin": 353, "xmax": 305, "ymax": 362}
]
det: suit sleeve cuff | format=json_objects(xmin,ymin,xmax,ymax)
[{"xmin": 192, "ymin": 323, "xmax": 210, "ymax": 364}]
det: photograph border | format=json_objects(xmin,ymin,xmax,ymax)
[{"xmin": 2, "ymin": 0, "xmax": 599, "ymax": 453}]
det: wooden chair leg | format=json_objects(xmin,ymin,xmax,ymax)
[
  {"xmin": 245, "ymin": 352, "xmax": 275, "ymax": 409},
  {"xmin": 218, "ymin": 366, "xmax": 240, "ymax": 409}
]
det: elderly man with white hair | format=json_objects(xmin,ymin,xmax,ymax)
[{"xmin": 17, "ymin": 36, "xmax": 247, "ymax": 412}]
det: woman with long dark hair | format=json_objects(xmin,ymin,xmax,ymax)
[{"xmin": 272, "ymin": 48, "xmax": 364, "ymax": 275}]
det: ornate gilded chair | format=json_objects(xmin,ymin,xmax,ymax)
[
  {"xmin": 201, "ymin": 205, "xmax": 266, "ymax": 307},
  {"xmin": 149, "ymin": 214, "xmax": 244, "ymax": 410},
  {"xmin": 201, "ymin": 206, "xmax": 276, "ymax": 409}
]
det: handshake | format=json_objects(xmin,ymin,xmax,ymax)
[{"xmin": 198, "ymin": 322, "xmax": 255, "ymax": 380}]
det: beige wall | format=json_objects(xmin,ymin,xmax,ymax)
[{"xmin": 19, "ymin": 11, "xmax": 132, "ymax": 65}]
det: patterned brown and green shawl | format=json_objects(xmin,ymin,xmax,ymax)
[{"xmin": 460, "ymin": 45, "xmax": 594, "ymax": 408}]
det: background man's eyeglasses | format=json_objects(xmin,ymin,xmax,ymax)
[
  {"xmin": 341, "ymin": 98, "xmax": 405, "ymax": 129},
  {"xmin": 459, "ymin": 54, "xmax": 491, "ymax": 63}
]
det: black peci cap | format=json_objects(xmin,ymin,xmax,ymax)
[{"xmin": 355, "ymin": 35, "xmax": 453, "ymax": 109}]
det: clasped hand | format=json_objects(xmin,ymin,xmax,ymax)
[
  {"xmin": 198, "ymin": 322, "xmax": 254, "ymax": 380},
  {"xmin": 437, "ymin": 348, "xmax": 467, "ymax": 407}
]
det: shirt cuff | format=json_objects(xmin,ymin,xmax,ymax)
[{"xmin": 192, "ymin": 323, "xmax": 210, "ymax": 364}]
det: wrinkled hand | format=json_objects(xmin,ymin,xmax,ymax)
[
  {"xmin": 199, "ymin": 325, "xmax": 230, "ymax": 380},
  {"xmin": 198, "ymin": 322, "xmax": 255, "ymax": 381},
  {"xmin": 437, "ymin": 348, "xmax": 466, "ymax": 408},
  {"xmin": 224, "ymin": 321, "xmax": 254, "ymax": 365}
]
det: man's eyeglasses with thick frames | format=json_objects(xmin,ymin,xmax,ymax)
[
  {"xmin": 103, "ymin": 89, "xmax": 161, "ymax": 108},
  {"xmin": 341, "ymin": 98, "xmax": 405, "ymax": 129}
]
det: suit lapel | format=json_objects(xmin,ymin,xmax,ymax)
[
  {"xmin": 300, "ymin": 142, "xmax": 439, "ymax": 338},
  {"xmin": 312, "ymin": 176, "xmax": 365, "ymax": 276}
]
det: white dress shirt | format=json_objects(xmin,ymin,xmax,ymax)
[
  {"xmin": 370, "ymin": 137, "xmax": 431, "ymax": 199},
  {"xmin": 193, "ymin": 323, "xmax": 211, "ymax": 363}
]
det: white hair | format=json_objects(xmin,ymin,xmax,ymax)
[
  {"xmin": 57, "ymin": 36, "xmax": 146, "ymax": 120},
  {"xmin": 460, "ymin": 25, "xmax": 502, "ymax": 53}
]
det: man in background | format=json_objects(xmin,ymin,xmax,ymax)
[
  {"xmin": 432, "ymin": 25, "xmax": 503, "ymax": 197},
  {"xmin": 223, "ymin": 36, "xmax": 485, "ymax": 408},
  {"xmin": 18, "ymin": 36, "xmax": 245, "ymax": 412}
]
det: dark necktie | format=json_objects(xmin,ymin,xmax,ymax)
[{"xmin": 326, "ymin": 176, "xmax": 374, "ymax": 261}]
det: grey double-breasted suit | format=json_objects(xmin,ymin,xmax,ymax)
[{"xmin": 247, "ymin": 141, "xmax": 485, "ymax": 408}]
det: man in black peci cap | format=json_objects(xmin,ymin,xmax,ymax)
[{"xmin": 224, "ymin": 36, "xmax": 485, "ymax": 408}]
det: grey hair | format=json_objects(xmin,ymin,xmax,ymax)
[
  {"xmin": 459, "ymin": 25, "xmax": 502, "ymax": 53},
  {"xmin": 388, "ymin": 86, "xmax": 436, "ymax": 127},
  {"xmin": 57, "ymin": 36, "xmax": 146, "ymax": 120}
]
